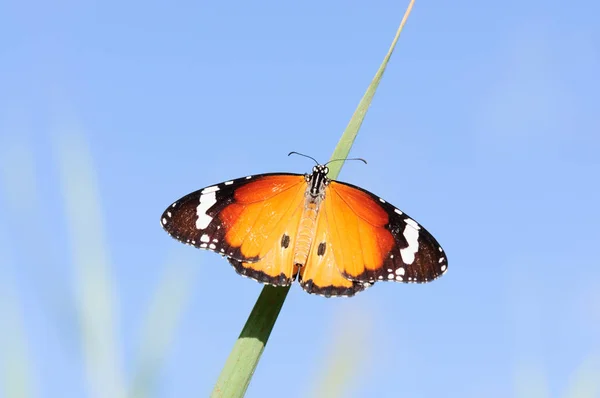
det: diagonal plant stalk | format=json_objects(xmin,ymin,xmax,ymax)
[
  {"xmin": 211, "ymin": 2, "xmax": 415, "ymax": 397},
  {"xmin": 54, "ymin": 129, "xmax": 127, "ymax": 398},
  {"xmin": 310, "ymin": 307, "xmax": 373, "ymax": 398},
  {"xmin": 0, "ymin": 131, "xmax": 40, "ymax": 398},
  {"xmin": 129, "ymin": 253, "xmax": 198, "ymax": 398}
]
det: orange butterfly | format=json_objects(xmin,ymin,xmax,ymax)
[{"xmin": 160, "ymin": 160, "xmax": 447, "ymax": 297}]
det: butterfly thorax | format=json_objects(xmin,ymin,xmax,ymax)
[
  {"xmin": 306, "ymin": 164, "xmax": 330, "ymax": 198},
  {"xmin": 293, "ymin": 165, "xmax": 330, "ymax": 266}
]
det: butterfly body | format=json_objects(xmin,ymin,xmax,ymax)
[
  {"xmin": 161, "ymin": 165, "xmax": 447, "ymax": 297},
  {"xmin": 293, "ymin": 164, "xmax": 329, "ymax": 267}
]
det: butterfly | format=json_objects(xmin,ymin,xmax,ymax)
[{"xmin": 160, "ymin": 158, "xmax": 447, "ymax": 297}]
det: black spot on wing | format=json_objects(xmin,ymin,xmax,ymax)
[
  {"xmin": 317, "ymin": 242, "xmax": 326, "ymax": 256},
  {"xmin": 281, "ymin": 234, "xmax": 290, "ymax": 249}
]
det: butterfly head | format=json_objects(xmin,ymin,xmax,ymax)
[
  {"xmin": 312, "ymin": 164, "xmax": 329, "ymax": 175},
  {"xmin": 305, "ymin": 164, "xmax": 330, "ymax": 198}
]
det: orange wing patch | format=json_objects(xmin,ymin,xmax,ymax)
[
  {"xmin": 226, "ymin": 194, "xmax": 304, "ymax": 286},
  {"xmin": 298, "ymin": 202, "xmax": 369, "ymax": 297},
  {"xmin": 325, "ymin": 181, "xmax": 395, "ymax": 280},
  {"xmin": 219, "ymin": 175, "xmax": 306, "ymax": 260}
]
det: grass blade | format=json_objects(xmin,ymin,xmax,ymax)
[
  {"xmin": 211, "ymin": 286, "xmax": 290, "ymax": 398},
  {"xmin": 327, "ymin": 0, "xmax": 415, "ymax": 178},
  {"xmin": 0, "ymin": 230, "xmax": 38, "ymax": 398},
  {"xmin": 0, "ymin": 278, "xmax": 38, "ymax": 398},
  {"xmin": 129, "ymin": 253, "xmax": 198, "ymax": 398},
  {"xmin": 563, "ymin": 355, "xmax": 600, "ymax": 398},
  {"xmin": 0, "ymin": 125, "xmax": 42, "ymax": 398},
  {"xmin": 211, "ymin": 2, "xmax": 415, "ymax": 396},
  {"xmin": 54, "ymin": 123, "xmax": 126, "ymax": 398},
  {"xmin": 310, "ymin": 307, "xmax": 372, "ymax": 398}
]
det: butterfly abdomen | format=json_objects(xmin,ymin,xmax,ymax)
[{"xmin": 293, "ymin": 198, "xmax": 321, "ymax": 266}]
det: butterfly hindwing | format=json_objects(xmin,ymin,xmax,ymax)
[
  {"xmin": 298, "ymin": 206, "xmax": 369, "ymax": 297},
  {"xmin": 325, "ymin": 180, "xmax": 448, "ymax": 284},
  {"xmin": 228, "ymin": 258, "xmax": 301, "ymax": 287},
  {"xmin": 225, "ymin": 193, "xmax": 306, "ymax": 286}
]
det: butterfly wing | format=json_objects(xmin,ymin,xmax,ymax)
[
  {"xmin": 324, "ymin": 180, "xmax": 447, "ymax": 284},
  {"xmin": 161, "ymin": 173, "xmax": 307, "ymax": 285},
  {"xmin": 297, "ymin": 205, "xmax": 370, "ymax": 297},
  {"xmin": 228, "ymin": 258, "xmax": 301, "ymax": 287}
]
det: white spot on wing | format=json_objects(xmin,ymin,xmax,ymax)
[
  {"xmin": 200, "ymin": 234, "xmax": 210, "ymax": 243},
  {"xmin": 196, "ymin": 192, "xmax": 216, "ymax": 229},
  {"xmin": 441, "ymin": 264, "xmax": 447, "ymax": 272},
  {"xmin": 161, "ymin": 218, "xmax": 167, "ymax": 225},
  {"xmin": 202, "ymin": 185, "xmax": 220, "ymax": 194},
  {"xmin": 167, "ymin": 211, "xmax": 172, "ymax": 218},
  {"xmin": 224, "ymin": 180, "xmax": 234, "ymax": 185},
  {"xmin": 209, "ymin": 243, "xmax": 216, "ymax": 249},
  {"xmin": 379, "ymin": 198, "xmax": 386, "ymax": 203},
  {"xmin": 400, "ymin": 224, "xmax": 419, "ymax": 264},
  {"xmin": 395, "ymin": 267, "xmax": 405, "ymax": 276},
  {"xmin": 394, "ymin": 208, "xmax": 403, "ymax": 215},
  {"xmin": 245, "ymin": 176, "xmax": 252, "ymax": 179},
  {"xmin": 404, "ymin": 217, "xmax": 421, "ymax": 230}
]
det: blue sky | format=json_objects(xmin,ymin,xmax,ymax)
[{"xmin": 1, "ymin": 0, "xmax": 599, "ymax": 397}]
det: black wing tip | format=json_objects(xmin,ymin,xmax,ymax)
[{"xmin": 159, "ymin": 206, "xmax": 174, "ymax": 230}]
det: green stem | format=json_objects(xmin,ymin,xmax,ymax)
[{"xmin": 211, "ymin": 286, "xmax": 290, "ymax": 398}]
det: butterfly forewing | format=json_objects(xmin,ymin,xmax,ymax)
[
  {"xmin": 161, "ymin": 173, "xmax": 312, "ymax": 286},
  {"xmin": 161, "ymin": 173, "xmax": 304, "ymax": 262}
]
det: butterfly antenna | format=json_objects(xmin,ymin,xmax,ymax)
[
  {"xmin": 325, "ymin": 157, "xmax": 368, "ymax": 166},
  {"xmin": 288, "ymin": 151, "xmax": 319, "ymax": 165}
]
